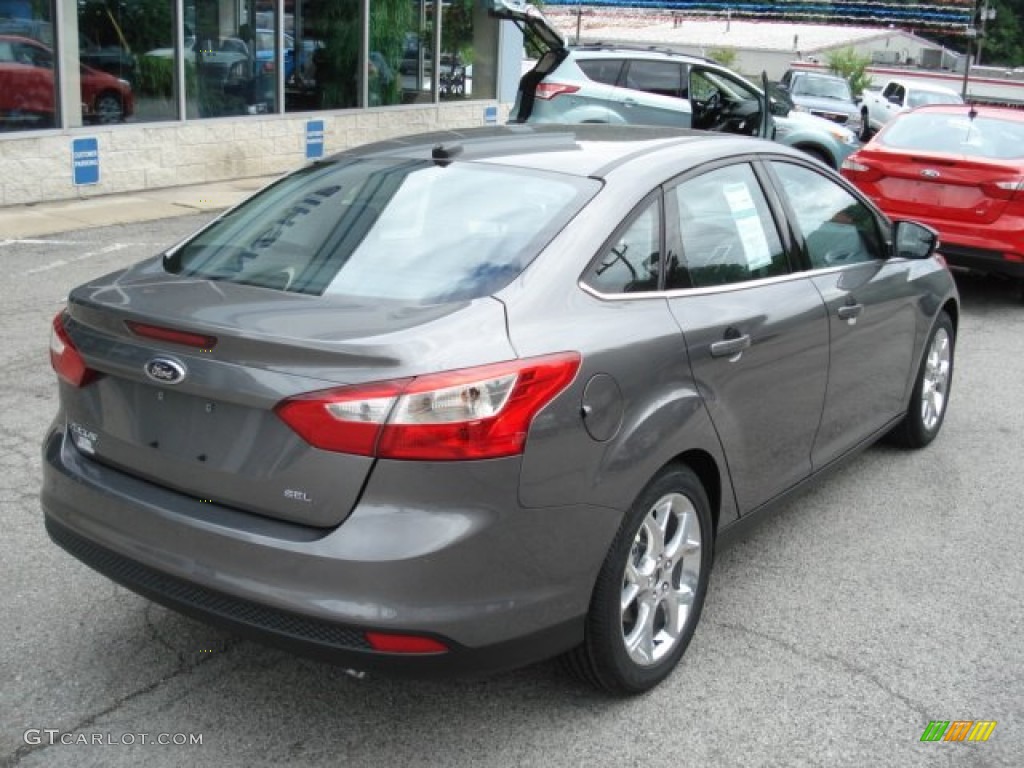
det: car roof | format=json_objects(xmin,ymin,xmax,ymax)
[
  {"xmin": 569, "ymin": 45, "xmax": 712, "ymax": 65},
  {"xmin": 909, "ymin": 103, "xmax": 1024, "ymax": 121},
  {"xmin": 324, "ymin": 124, "xmax": 757, "ymax": 179}
]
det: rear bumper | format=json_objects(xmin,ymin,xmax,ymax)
[
  {"xmin": 939, "ymin": 242, "xmax": 1024, "ymax": 279},
  {"xmin": 41, "ymin": 426, "xmax": 624, "ymax": 676}
]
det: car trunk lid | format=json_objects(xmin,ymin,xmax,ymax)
[
  {"xmin": 59, "ymin": 262, "xmax": 516, "ymax": 528},
  {"xmin": 859, "ymin": 147, "xmax": 1023, "ymax": 225}
]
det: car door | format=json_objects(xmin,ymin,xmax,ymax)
[
  {"xmin": 608, "ymin": 59, "xmax": 691, "ymax": 126},
  {"xmin": 765, "ymin": 159, "xmax": 920, "ymax": 469},
  {"xmin": 689, "ymin": 65, "xmax": 771, "ymax": 137},
  {"xmin": 663, "ymin": 160, "xmax": 829, "ymax": 512}
]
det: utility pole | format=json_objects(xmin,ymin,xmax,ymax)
[{"xmin": 961, "ymin": 0, "xmax": 978, "ymax": 100}]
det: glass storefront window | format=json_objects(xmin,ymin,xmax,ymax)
[
  {"xmin": 2, "ymin": 0, "xmax": 499, "ymax": 132},
  {"xmin": 0, "ymin": 0, "xmax": 56, "ymax": 131},
  {"xmin": 79, "ymin": 0, "xmax": 174, "ymax": 123},
  {"xmin": 186, "ymin": 0, "xmax": 278, "ymax": 118},
  {"xmin": 286, "ymin": 0, "xmax": 361, "ymax": 111},
  {"xmin": 377, "ymin": 0, "xmax": 430, "ymax": 106}
]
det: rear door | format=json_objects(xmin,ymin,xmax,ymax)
[
  {"xmin": 609, "ymin": 59, "xmax": 691, "ymax": 126},
  {"xmin": 664, "ymin": 160, "xmax": 829, "ymax": 512}
]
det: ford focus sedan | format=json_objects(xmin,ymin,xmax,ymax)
[{"xmin": 42, "ymin": 125, "xmax": 958, "ymax": 694}]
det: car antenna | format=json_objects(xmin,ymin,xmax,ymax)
[{"xmin": 432, "ymin": 143, "xmax": 463, "ymax": 167}]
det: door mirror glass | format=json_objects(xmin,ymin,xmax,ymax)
[{"xmin": 893, "ymin": 221, "xmax": 939, "ymax": 260}]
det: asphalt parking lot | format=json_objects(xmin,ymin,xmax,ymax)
[{"xmin": 1, "ymin": 215, "xmax": 1022, "ymax": 768}]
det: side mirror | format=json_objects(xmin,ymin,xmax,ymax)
[{"xmin": 893, "ymin": 221, "xmax": 939, "ymax": 260}]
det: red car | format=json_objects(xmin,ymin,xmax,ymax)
[
  {"xmin": 841, "ymin": 104, "xmax": 1024, "ymax": 287},
  {"xmin": 0, "ymin": 35, "xmax": 134, "ymax": 127}
]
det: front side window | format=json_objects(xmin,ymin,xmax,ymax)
[
  {"xmin": 771, "ymin": 161, "xmax": 884, "ymax": 269},
  {"xmin": 668, "ymin": 163, "xmax": 787, "ymax": 289},
  {"xmin": 165, "ymin": 158, "xmax": 599, "ymax": 303},
  {"xmin": 582, "ymin": 199, "xmax": 661, "ymax": 294}
]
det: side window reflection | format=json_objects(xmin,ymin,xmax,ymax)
[
  {"xmin": 584, "ymin": 200, "xmax": 661, "ymax": 294},
  {"xmin": 668, "ymin": 163, "xmax": 788, "ymax": 289},
  {"xmin": 771, "ymin": 162, "xmax": 884, "ymax": 269}
]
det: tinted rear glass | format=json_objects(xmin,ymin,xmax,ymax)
[
  {"xmin": 881, "ymin": 112, "xmax": 1024, "ymax": 159},
  {"xmin": 164, "ymin": 158, "xmax": 599, "ymax": 302},
  {"xmin": 578, "ymin": 58, "xmax": 624, "ymax": 85}
]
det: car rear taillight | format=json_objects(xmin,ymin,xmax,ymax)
[
  {"xmin": 980, "ymin": 178, "xmax": 1024, "ymax": 200},
  {"xmin": 840, "ymin": 158, "xmax": 883, "ymax": 182},
  {"xmin": 535, "ymin": 82, "xmax": 580, "ymax": 100},
  {"xmin": 125, "ymin": 320, "xmax": 217, "ymax": 350},
  {"xmin": 50, "ymin": 312, "xmax": 97, "ymax": 387},
  {"xmin": 275, "ymin": 352, "xmax": 581, "ymax": 461}
]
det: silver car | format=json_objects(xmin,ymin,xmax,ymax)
[
  {"xmin": 490, "ymin": 0, "xmax": 860, "ymax": 168},
  {"xmin": 43, "ymin": 125, "xmax": 958, "ymax": 694}
]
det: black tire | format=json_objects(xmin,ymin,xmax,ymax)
[
  {"xmin": 94, "ymin": 92, "xmax": 124, "ymax": 124},
  {"xmin": 890, "ymin": 312, "xmax": 955, "ymax": 448},
  {"xmin": 799, "ymin": 146, "xmax": 833, "ymax": 169},
  {"xmin": 561, "ymin": 465, "xmax": 713, "ymax": 695},
  {"xmin": 859, "ymin": 109, "xmax": 872, "ymax": 142}
]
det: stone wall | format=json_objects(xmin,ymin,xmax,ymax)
[{"xmin": 0, "ymin": 102, "xmax": 502, "ymax": 206}]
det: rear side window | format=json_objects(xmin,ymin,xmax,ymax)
[
  {"xmin": 667, "ymin": 163, "xmax": 787, "ymax": 289},
  {"xmin": 164, "ymin": 158, "xmax": 599, "ymax": 303},
  {"xmin": 582, "ymin": 198, "xmax": 661, "ymax": 294},
  {"xmin": 578, "ymin": 58, "xmax": 624, "ymax": 86},
  {"xmin": 624, "ymin": 60, "xmax": 686, "ymax": 99}
]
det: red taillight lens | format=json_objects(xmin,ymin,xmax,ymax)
[
  {"xmin": 125, "ymin": 320, "xmax": 217, "ymax": 350},
  {"xmin": 275, "ymin": 352, "xmax": 581, "ymax": 461},
  {"xmin": 535, "ymin": 82, "xmax": 580, "ymax": 100},
  {"xmin": 980, "ymin": 178, "xmax": 1024, "ymax": 201},
  {"xmin": 840, "ymin": 157, "xmax": 883, "ymax": 182},
  {"xmin": 364, "ymin": 632, "xmax": 448, "ymax": 654},
  {"xmin": 274, "ymin": 379, "xmax": 409, "ymax": 456},
  {"xmin": 49, "ymin": 312, "xmax": 97, "ymax": 387}
]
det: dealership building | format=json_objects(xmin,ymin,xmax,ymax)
[{"xmin": 0, "ymin": 0, "xmax": 523, "ymax": 205}]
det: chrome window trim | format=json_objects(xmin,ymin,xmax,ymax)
[{"xmin": 578, "ymin": 258, "xmax": 884, "ymax": 302}]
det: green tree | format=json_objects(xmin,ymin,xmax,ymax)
[
  {"xmin": 827, "ymin": 47, "xmax": 873, "ymax": 98},
  {"xmin": 706, "ymin": 47, "xmax": 738, "ymax": 69}
]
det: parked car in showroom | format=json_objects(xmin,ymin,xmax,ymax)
[
  {"xmin": 0, "ymin": 34, "xmax": 133, "ymax": 126},
  {"xmin": 43, "ymin": 124, "xmax": 958, "ymax": 695},
  {"xmin": 842, "ymin": 104, "xmax": 1024, "ymax": 298},
  {"xmin": 490, "ymin": 0, "xmax": 857, "ymax": 168}
]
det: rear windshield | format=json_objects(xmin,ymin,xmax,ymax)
[
  {"xmin": 881, "ymin": 112, "xmax": 1024, "ymax": 159},
  {"xmin": 164, "ymin": 158, "xmax": 599, "ymax": 302}
]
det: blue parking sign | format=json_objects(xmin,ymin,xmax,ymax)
[
  {"xmin": 306, "ymin": 120, "xmax": 325, "ymax": 159},
  {"xmin": 71, "ymin": 138, "xmax": 99, "ymax": 186}
]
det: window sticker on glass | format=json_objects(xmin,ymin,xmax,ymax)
[{"xmin": 722, "ymin": 182, "xmax": 772, "ymax": 271}]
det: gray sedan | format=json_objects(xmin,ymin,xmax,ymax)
[{"xmin": 42, "ymin": 125, "xmax": 958, "ymax": 695}]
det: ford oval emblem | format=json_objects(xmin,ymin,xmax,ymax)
[
  {"xmin": 921, "ymin": 169, "xmax": 941, "ymax": 179},
  {"xmin": 144, "ymin": 357, "xmax": 187, "ymax": 385}
]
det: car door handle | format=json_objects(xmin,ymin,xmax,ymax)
[
  {"xmin": 837, "ymin": 304, "xmax": 863, "ymax": 322},
  {"xmin": 622, "ymin": 97, "xmax": 638, "ymax": 107},
  {"xmin": 710, "ymin": 334, "xmax": 752, "ymax": 359}
]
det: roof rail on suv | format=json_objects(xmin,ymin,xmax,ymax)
[{"xmin": 571, "ymin": 42, "xmax": 714, "ymax": 63}]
